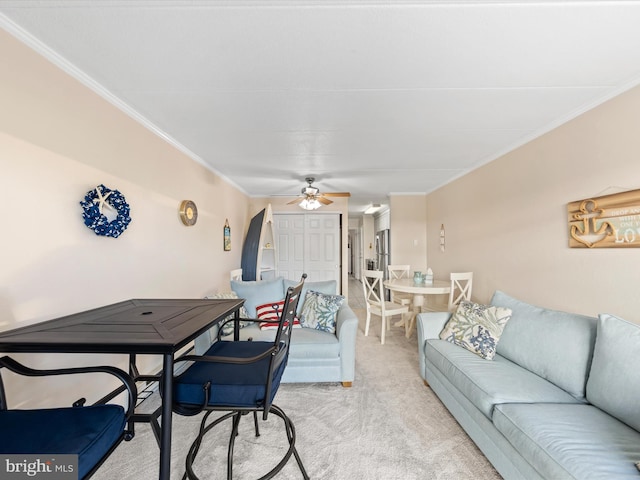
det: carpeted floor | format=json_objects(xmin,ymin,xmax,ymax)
[{"xmin": 94, "ymin": 307, "xmax": 502, "ymax": 480}]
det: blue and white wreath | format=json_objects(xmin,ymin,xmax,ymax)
[{"xmin": 80, "ymin": 184, "xmax": 132, "ymax": 238}]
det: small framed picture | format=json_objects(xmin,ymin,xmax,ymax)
[{"xmin": 223, "ymin": 219, "xmax": 231, "ymax": 251}]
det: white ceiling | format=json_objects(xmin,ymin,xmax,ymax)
[{"xmin": 2, "ymin": 1, "xmax": 640, "ymax": 213}]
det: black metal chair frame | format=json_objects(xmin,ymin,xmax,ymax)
[
  {"xmin": 0, "ymin": 355, "xmax": 137, "ymax": 480},
  {"xmin": 172, "ymin": 274, "xmax": 309, "ymax": 480}
]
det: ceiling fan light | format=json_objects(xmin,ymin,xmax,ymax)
[{"xmin": 299, "ymin": 198, "xmax": 322, "ymax": 210}]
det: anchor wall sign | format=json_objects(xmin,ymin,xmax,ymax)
[{"xmin": 567, "ymin": 189, "xmax": 640, "ymax": 248}]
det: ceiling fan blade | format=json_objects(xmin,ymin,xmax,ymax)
[
  {"xmin": 286, "ymin": 198, "xmax": 302, "ymax": 205},
  {"xmin": 318, "ymin": 197, "xmax": 333, "ymax": 205},
  {"xmin": 321, "ymin": 192, "xmax": 351, "ymax": 197}
]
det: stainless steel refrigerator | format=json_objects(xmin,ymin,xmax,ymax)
[{"xmin": 375, "ymin": 229, "xmax": 391, "ymax": 300}]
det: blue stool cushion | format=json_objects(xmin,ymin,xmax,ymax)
[
  {"xmin": 174, "ymin": 341, "xmax": 286, "ymax": 408},
  {"xmin": 0, "ymin": 404, "xmax": 125, "ymax": 479}
]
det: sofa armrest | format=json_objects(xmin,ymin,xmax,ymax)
[
  {"xmin": 417, "ymin": 312, "xmax": 452, "ymax": 340},
  {"xmin": 416, "ymin": 312, "xmax": 452, "ymax": 381},
  {"xmin": 335, "ymin": 303, "xmax": 358, "ymax": 384}
]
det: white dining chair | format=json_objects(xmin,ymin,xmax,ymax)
[
  {"xmin": 423, "ymin": 272, "xmax": 473, "ymax": 312},
  {"xmin": 387, "ymin": 265, "xmax": 412, "ymax": 307},
  {"xmin": 362, "ymin": 270, "xmax": 409, "ymax": 345},
  {"xmin": 447, "ymin": 272, "xmax": 473, "ymax": 311},
  {"xmin": 230, "ymin": 268, "xmax": 243, "ymax": 282}
]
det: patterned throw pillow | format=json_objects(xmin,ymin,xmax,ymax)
[
  {"xmin": 204, "ymin": 291, "xmax": 251, "ymax": 336},
  {"xmin": 256, "ymin": 300, "xmax": 301, "ymax": 330},
  {"xmin": 439, "ymin": 301, "xmax": 512, "ymax": 360},
  {"xmin": 300, "ymin": 290, "xmax": 345, "ymax": 334},
  {"xmin": 284, "ymin": 279, "xmax": 337, "ymax": 315}
]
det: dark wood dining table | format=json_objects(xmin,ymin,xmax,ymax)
[{"xmin": 0, "ymin": 298, "xmax": 245, "ymax": 480}]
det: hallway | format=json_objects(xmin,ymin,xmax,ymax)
[{"xmin": 347, "ymin": 275, "xmax": 366, "ymax": 310}]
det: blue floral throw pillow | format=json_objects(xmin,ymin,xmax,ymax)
[
  {"xmin": 439, "ymin": 301, "xmax": 512, "ymax": 360},
  {"xmin": 300, "ymin": 290, "xmax": 345, "ymax": 334}
]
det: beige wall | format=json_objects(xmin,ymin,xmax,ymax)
[
  {"xmin": 390, "ymin": 194, "xmax": 428, "ymax": 273},
  {"xmin": 0, "ymin": 30, "xmax": 249, "ymax": 407},
  {"xmin": 426, "ymin": 84, "xmax": 640, "ymax": 323}
]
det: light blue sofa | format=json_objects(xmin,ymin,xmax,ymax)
[
  {"xmin": 197, "ymin": 277, "xmax": 358, "ymax": 386},
  {"xmin": 417, "ymin": 290, "xmax": 640, "ymax": 480}
]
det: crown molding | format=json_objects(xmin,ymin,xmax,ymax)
[{"xmin": 0, "ymin": 12, "xmax": 248, "ymax": 195}]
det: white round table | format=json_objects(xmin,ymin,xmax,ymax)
[{"xmin": 383, "ymin": 278, "xmax": 451, "ymax": 337}]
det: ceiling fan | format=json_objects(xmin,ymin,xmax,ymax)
[{"xmin": 287, "ymin": 177, "xmax": 350, "ymax": 210}]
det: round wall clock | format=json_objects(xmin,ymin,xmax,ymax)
[{"xmin": 179, "ymin": 200, "xmax": 198, "ymax": 226}]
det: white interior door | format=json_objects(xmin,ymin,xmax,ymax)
[
  {"xmin": 275, "ymin": 213, "xmax": 341, "ymax": 289},
  {"xmin": 274, "ymin": 214, "xmax": 305, "ymax": 281},
  {"xmin": 305, "ymin": 214, "xmax": 340, "ymax": 284}
]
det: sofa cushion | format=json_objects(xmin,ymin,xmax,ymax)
[
  {"xmin": 426, "ymin": 339, "xmax": 580, "ymax": 419},
  {"xmin": 300, "ymin": 290, "xmax": 345, "ymax": 334},
  {"xmin": 284, "ymin": 279, "xmax": 337, "ymax": 315},
  {"xmin": 490, "ymin": 290, "xmax": 597, "ymax": 400},
  {"xmin": 439, "ymin": 301, "xmax": 512, "ymax": 360},
  {"xmin": 288, "ymin": 328, "xmax": 341, "ymax": 359},
  {"xmin": 226, "ymin": 324, "xmax": 340, "ymax": 359},
  {"xmin": 231, "ymin": 277, "xmax": 285, "ymax": 318},
  {"xmin": 586, "ymin": 313, "xmax": 640, "ymax": 432},
  {"xmin": 494, "ymin": 403, "xmax": 640, "ymax": 480}
]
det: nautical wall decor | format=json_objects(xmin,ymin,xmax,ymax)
[
  {"xmin": 567, "ymin": 189, "xmax": 640, "ymax": 248},
  {"xmin": 223, "ymin": 218, "xmax": 231, "ymax": 251},
  {"xmin": 80, "ymin": 184, "xmax": 132, "ymax": 238}
]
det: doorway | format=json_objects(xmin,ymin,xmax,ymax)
[{"xmin": 348, "ymin": 228, "xmax": 362, "ymax": 280}]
